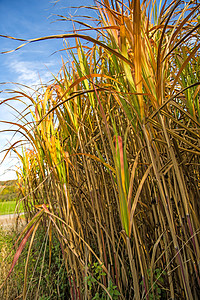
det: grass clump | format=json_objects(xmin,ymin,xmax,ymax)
[{"xmin": 1, "ymin": 0, "xmax": 200, "ymax": 299}]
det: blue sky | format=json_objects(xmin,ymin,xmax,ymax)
[{"xmin": 0, "ymin": 0, "xmax": 94, "ymax": 181}]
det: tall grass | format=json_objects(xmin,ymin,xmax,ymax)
[{"xmin": 1, "ymin": 0, "xmax": 200, "ymax": 299}]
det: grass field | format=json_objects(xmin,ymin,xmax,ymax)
[{"xmin": 0, "ymin": 201, "xmax": 23, "ymax": 215}]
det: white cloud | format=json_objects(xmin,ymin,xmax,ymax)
[
  {"xmin": 0, "ymin": 135, "xmax": 19, "ymax": 181},
  {"xmin": 7, "ymin": 59, "xmax": 55, "ymax": 87},
  {"xmin": 0, "ymin": 155, "xmax": 18, "ymax": 181}
]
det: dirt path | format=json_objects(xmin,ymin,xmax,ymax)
[{"xmin": 0, "ymin": 213, "xmax": 26, "ymax": 229}]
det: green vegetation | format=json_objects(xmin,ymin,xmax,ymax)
[
  {"xmin": 0, "ymin": 227, "xmax": 69, "ymax": 299},
  {"xmin": 1, "ymin": 0, "xmax": 200, "ymax": 299},
  {"xmin": 0, "ymin": 180, "xmax": 18, "ymax": 202},
  {"xmin": 86, "ymin": 263, "xmax": 120, "ymax": 300},
  {"xmin": 140, "ymin": 268, "xmax": 167, "ymax": 300},
  {"xmin": 0, "ymin": 180, "xmax": 23, "ymax": 215},
  {"xmin": 0, "ymin": 200, "xmax": 23, "ymax": 215}
]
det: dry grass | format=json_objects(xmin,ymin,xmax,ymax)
[{"xmin": 1, "ymin": 0, "xmax": 200, "ymax": 299}]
